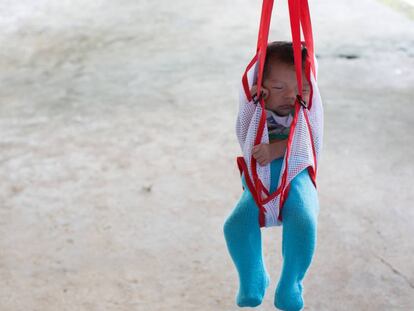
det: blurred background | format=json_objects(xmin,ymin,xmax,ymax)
[{"xmin": 0, "ymin": 0, "xmax": 413, "ymax": 310}]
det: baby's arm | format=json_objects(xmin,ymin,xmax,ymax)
[
  {"xmin": 269, "ymin": 139, "xmax": 288, "ymax": 160},
  {"xmin": 252, "ymin": 139, "xmax": 288, "ymax": 166}
]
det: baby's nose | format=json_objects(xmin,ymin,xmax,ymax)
[
  {"xmin": 286, "ymin": 91, "xmax": 296, "ymax": 103},
  {"xmin": 286, "ymin": 87, "xmax": 296, "ymax": 99}
]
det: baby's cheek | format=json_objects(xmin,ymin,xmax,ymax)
[{"xmin": 267, "ymin": 95, "xmax": 282, "ymax": 107}]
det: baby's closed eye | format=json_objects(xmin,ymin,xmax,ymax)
[{"xmin": 272, "ymin": 83, "xmax": 284, "ymax": 90}]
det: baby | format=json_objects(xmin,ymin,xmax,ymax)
[
  {"xmin": 223, "ymin": 41, "xmax": 318, "ymax": 311},
  {"xmin": 250, "ymin": 42, "xmax": 310, "ymax": 166}
]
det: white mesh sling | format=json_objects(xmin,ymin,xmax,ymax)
[{"xmin": 235, "ymin": 0, "xmax": 324, "ymax": 227}]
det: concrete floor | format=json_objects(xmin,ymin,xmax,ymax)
[{"xmin": 0, "ymin": 0, "xmax": 413, "ymax": 310}]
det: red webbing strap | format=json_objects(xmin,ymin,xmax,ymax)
[
  {"xmin": 250, "ymin": 0, "xmax": 274, "ymax": 204},
  {"xmin": 300, "ymin": 0, "xmax": 316, "ymax": 77},
  {"xmin": 242, "ymin": 0, "xmax": 273, "ymax": 104},
  {"xmin": 242, "ymin": 54, "xmax": 259, "ymax": 102},
  {"xmin": 278, "ymin": 0, "xmax": 302, "ymax": 218},
  {"xmin": 300, "ymin": 0, "xmax": 316, "ymax": 110},
  {"xmin": 256, "ymin": 0, "xmax": 269, "ymax": 49},
  {"xmin": 299, "ymin": 0, "xmax": 317, "ymax": 182},
  {"xmin": 237, "ymin": 156, "xmax": 266, "ymax": 227},
  {"xmin": 278, "ymin": 0, "xmax": 304, "ymax": 221},
  {"xmin": 288, "ymin": 0, "xmax": 303, "ymax": 97},
  {"xmin": 278, "ymin": 0, "xmax": 318, "ymax": 221},
  {"xmin": 255, "ymin": 0, "xmax": 274, "ymax": 100},
  {"xmin": 301, "ymin": 0, "xmax": 318, "ymax": 181}
]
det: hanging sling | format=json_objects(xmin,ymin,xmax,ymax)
[{"xmin": 235, "ymin": 0, "xmax": 324, "ymax": 227}]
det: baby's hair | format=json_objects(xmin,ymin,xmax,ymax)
[{"xmin": 262, "ymin": 41, "xmax": 308, "ymax": 81}]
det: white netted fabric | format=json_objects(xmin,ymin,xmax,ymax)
[{"xmin": 235, "ymin": 54, "xmax": 323, "ymax": 227}]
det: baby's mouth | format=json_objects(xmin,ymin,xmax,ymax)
[
  {"xmin": 279, "ymin": 105, "xmax": 293, "ymax": 112},
  {"xmin": 278, "ymin": 106, "xmax": 295, "ymax": 116}
]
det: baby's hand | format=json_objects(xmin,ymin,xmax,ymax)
[{"xmin": 252, "ymin": 143, "xmax": 272, "ymax": 166}]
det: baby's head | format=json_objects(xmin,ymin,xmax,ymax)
[{"xmin": 254, "ymin": 41, "xmax": 310, "ymax": 116}]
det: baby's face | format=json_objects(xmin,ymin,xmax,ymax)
[{"xmin": 262, "ymin": 60, "xmax": 310, "ymax": 116}]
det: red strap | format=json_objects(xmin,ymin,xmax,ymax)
[
  {"xmin": 242, "ymin": 54, "xmax": 259, "ymax": 102},
  {"xmin": 300, "ymin": 0, "xmax": 316, "ymax": 76},
  {"xmin": 278, "ymin": 0, "xmax": 302, "ymax": 207},
  {"xmin": 250, "ymin": 0, "xmax": 274, "ymax": 203},
  {"xmin": 255, "ymin": 0, "xmax": 274, "ymax": 101},
  {"xmin": 288, "ymin": 0, "xmax": 303, "ymax": 97},
  {"xmin": 237, "ymin": 156, "xmax": 266, "ymax": 227}
]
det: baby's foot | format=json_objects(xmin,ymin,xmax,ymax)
[
  {"xmin": 274, "ymin": 281, "xmax": 303, "ymax": 311},
  {"xmin": 236, "ymin": 271, "xmax": 270, "ymax": 307}
]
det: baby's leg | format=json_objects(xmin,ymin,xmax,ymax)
[
  {"xmin": 274, "ymin": 168, "xmax": 320, "ymax": 311},
  {"xmin": 223, "ymin": 174, "xmax": 270, "ymax": 307}
]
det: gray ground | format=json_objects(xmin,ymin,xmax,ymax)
[{"xmin": 0, "ymin": 0, "xmax": 413, "ymax": 310}]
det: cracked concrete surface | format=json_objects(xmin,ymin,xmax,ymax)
[{"xmin": 0, "ymin": 0, "xmax": 413, "ymax": 310}]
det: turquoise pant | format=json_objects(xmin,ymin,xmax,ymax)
[{"xmin": 223, "ymin": 157, "xmax": 319, "ymax": 310}]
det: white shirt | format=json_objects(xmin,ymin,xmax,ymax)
[{"xmin": 265, "ymin": 109, "xmax": 293, "ymax": 137}]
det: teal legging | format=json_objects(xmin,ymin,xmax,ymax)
[{"xmin": 223, "ymin": 157, "xmax": 319, "ymax": 310}]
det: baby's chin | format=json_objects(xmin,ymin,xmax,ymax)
[
  {"xmin": 275, "ymin": 111, "xmax": 291, "ymax": 117},
  {"xmin": 266, "ymin": 108, "xmax": 294, "ymax": 117}
]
